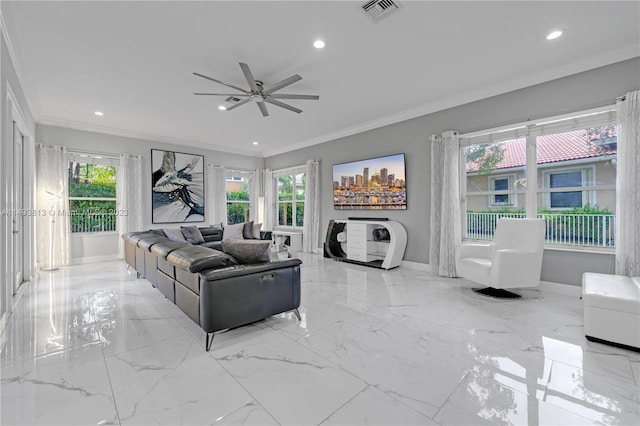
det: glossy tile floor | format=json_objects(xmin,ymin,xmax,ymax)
[{"xmin": 1, "ymin": 254, "xmax": 639, "ymax": 425}]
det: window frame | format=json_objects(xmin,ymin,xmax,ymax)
[
  {"xmin": 541, "ymin": 165, "xmax": 595, "ymax": 210},
  {"xmin": 488, "ymin": 173, "xmax": 518, "ymax": 208},
  {"xmin": 459, "ymin": 105, "xmax": 617, "ymax": 250},
  {"xmin": 224, "ymin": 173, "xmax": 252, "ymax": 225},
  {"xmin": 67, "ymin": 161, "xmax": 118, "ymax": 234},
  {"xmin": 273, "ymin": 165, "xmax": 306, "ymax": 230}
]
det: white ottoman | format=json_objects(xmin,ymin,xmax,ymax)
[{"xmin": 582, "ymin": 272, "xmax": 640, "ymax": 351}]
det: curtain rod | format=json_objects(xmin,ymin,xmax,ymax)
[
  {"xmin": 66, "ymin": 148, "xmax": 131, "ymax": 159},
  {"xmin": 208, "ymin": 165, "xmax": 258, "ymax": 173}
]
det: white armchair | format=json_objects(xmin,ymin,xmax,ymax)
[{"xmin": 456, "ymin": 218, "xmax": 545, "ymax": 298}]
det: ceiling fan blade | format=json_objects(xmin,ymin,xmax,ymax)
[
  {"xmin": 239, "ymin": 63, "xmax": 260, "ymax": 92},
  {"xmin": 263, "ymin": 75, "xmax": 302, "ymax": 95},
  {"xmin": 193, "ymin": 93, "xmax": 250, "ymax": 96},
  {"xmin": 224, "ymin": 97, "xmax": 253, "ymax": 111},
  {"xmin": 265, "ymin": 98, "xmax": 302, "ymax": 114},
  {"xmin": 269, "ymin": 94, "xmax": 319, "ymax": 100},
  {"xmin": 257, "ymin": 101, "xmax": 269, "ymax": 117},
  {"xmin": 192, "ymin": 72, "xmax": 249, "ymax": 94}
]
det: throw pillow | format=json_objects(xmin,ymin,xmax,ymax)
[
  {"xmin": 222, "ymin": 239, "xmax": 271, "ymax": 264},
  {"xmin": 242, "ymin": 221, "xmax": 255, "ymax": 239},
  {"xmin": 164, "ymin": 228, "xmax": 186, "ymax": 242},
  {"xmin": 181, "ymin": 225, "xmax": 205, "ymax": 244},
  {"xmin": 252, "ymin": 222, "xmax": 262, "ymax": 239},
  {"xmin": 222, "ymin": 222, "xmax": 245, "ymax": 241}
]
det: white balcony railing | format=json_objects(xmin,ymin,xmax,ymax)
[
  {"xmin": 71, "ymin": 212, "xmax": 117, "ymax": 233},
  {"xmin": 466, "ymin": 212, "xmax": 615, "ymax": 247}
]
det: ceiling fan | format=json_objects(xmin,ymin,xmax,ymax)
[{"xmin": 193, "ymin": 62, "xmax": 319, "ymax": 117}]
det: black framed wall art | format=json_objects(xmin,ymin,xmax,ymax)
[{"xmin": 151, "ymin": 149, "xmax": 205, "ymax": 223}]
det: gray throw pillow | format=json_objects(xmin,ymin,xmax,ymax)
[
  {"xmin": 181, "ymin": 225, "xmax": 205, "ymax": 244},
  {"xmin": 243, "ymin": 221, "xmax": 254, "ymax": 239},
  {"xmin": 222, "ymin": 222, "xmax": 245, "ymax": 241},
  {"xmin": 164, "ymin": 228, "xmax": 186, "ymax": 242},
  {"xmin": 252, "ymin": 222, "xmax": 262, "ymax": 239},
  {"xmin": 222, "ymin": 239, "xmax": 271, "ymax": 264}
]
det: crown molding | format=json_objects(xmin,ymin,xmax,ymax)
[
  {"xmin": 263, "ymin": 44, "xmax": 639, "ymax": 158},
  {"xmin": 0, "ymin": 7, "xmax": 43, "ymax": 121},
  {"xmin": 37, "ymin": 116, "xmax": 261, "ymax": 158}
]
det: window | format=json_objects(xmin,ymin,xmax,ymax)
[
  {"xmin": 226, "ymin": 175, "xmax": 250, "ymax": 224},
  {"xmin": 489, "ymin": 174, "xmax": 517, "ymax": 207},
  {"xmin": 275, "ymin": 168, "xmax": 306, "ymax": 228},
  {"xmin": 462, "ymin": 108, "xmax": 616, "ymax": 248},
  {"xmin": 68, "ymin": 162, "xmax": 117, "ymax": 233},
  {"xmin": 542, "ymin": 167, "xmax": 594, "ymax": 209}
]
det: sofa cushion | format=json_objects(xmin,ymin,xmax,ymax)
[
  {"xmin": 181, "ymin": 225, "xmax": 205, "ymax": 244},
  {"xmin": 223, "ymin": 223, "xmax": 245, "ymax": 241},
  {"xmin": 137, "ymin": 236, "xmax": 170, "ymax": 250},
  {"xmin": 200, "ymin": 241, "xmax": 223, "ymax": 251},
  {"xmin": 222, "ymin": 239, "xmax": 271, "ymax": 264},
  {"xmin": 164, "ymin": 228, "xmax": 186, "ymax": 242},
  {"xmin": 253, "ymin": 223, "xmax": 262, "ymax": 239},
  {"xmin": 151, "ymin": 241, "xmax": 191, "ymax": 258},
  {"xmin": 126, "ymin": 232, "xmax": 158, "ymax": 243},
  {"xmin": 167, "ymin": 246, "xmax": 238, "ymax": 273},
  {"xmin": 149, "ymin": 229, "xmax": 167, "ymax": 237},
  {"xmin": 243, "ymin": 221, "xmax": 255, "ymax": 239}
]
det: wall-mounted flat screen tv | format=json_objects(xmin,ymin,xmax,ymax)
[{"xmin": 333, "ymin": 153, "xmax": 406, "ymax": 210}]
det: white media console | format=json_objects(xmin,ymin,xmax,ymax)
[{"xmin": 324, "ymin": 219, "xmax": 407, "ymax": 269}]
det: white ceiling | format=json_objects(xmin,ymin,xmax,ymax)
[{"xmin": 3, "ymin": 1, "xmax": 639, "ymax": 157}]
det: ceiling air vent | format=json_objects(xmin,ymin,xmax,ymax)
[
  {"xmin": 362, "ymin": 0, "xmax": 400, "ymax": 20},
  {"xmin": 225, "ymin": 96, "xmax": 243, "ymax": 103}
]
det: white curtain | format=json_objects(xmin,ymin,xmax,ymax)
[
  {"xmin": 615, "ymin": 90, "xmax": 640, "ymax": 277},
  {"xmin": 209, "ymin": 165, "xmax": 227, "ymax": 225},
  {"xmin": 303, "ymin": 159, "xmax": 320, "ymax": 252},
  {"xmin": 263, "ymin": 169, "xmax": 275, "ymax": 231},
  {"xmin": 429, "ymin": 131, "xmax": 461, "ymax": 277},
  {"xmin": 248, "ymin": 170, "xmax": 259, "ymax": 223},
  {"xmin": 35, "ymin": 144, "xmax": 70, "ymax": 269},
  {"xmin": 116, "ymin": 154, "xmax": 143, "ymax": 259}
]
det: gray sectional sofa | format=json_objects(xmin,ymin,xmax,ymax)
[{"xmin": 123, "ymin": 225, "xmax": 301, "ymax": 350}]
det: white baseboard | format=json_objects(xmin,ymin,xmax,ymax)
[
  {"xmin": 70, "ymin": 254, "xmax": 118, "ymax": 265},
  {"xmin": 539, "ymin": 280, "xmax": 582, "ymax": 297},
  {"xmin": 400, "ymin": 260, "xmax": 430, "ymax": 272}
]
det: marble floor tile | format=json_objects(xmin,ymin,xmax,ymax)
[
  {"xmin": 434, "ymin": 371, "xmax": 599, "ymax": 426},
  {"xmin": 107, "ymin": 334, "xmax": 253, "ymax": 425},
  {"xmin": 213, "ymin": 330, "xmax": 367, "ymax": 425},
  {"xmin": 2, "ymin": 255, "xmax": 639, "ymax": 426},
  {"xmin": 1, "ymin": 346, "xmax": 118, "ymax": 425},
  {"xmin": 299, "ymin": 321, "xmax": 466, "ymax": 418},
  {"xmin": 543, "ymin": 360, "xmax": 640, "ymax": 425},
  {"xmin": 321, "ymin": 385, "xmax": 439, "ymax": 425}
]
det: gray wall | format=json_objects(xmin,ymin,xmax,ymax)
[
  {"xmin": 36, "ymin": 124, "xmax": 264, "ymax": 231},
  {"xmin": 265, "ymin": 57, "xmax": 640, "ymax": 285}
]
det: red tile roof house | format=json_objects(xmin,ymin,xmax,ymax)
[{"xmin": 465, "ymin": 128, "xmax": 618, "ymax": 213}]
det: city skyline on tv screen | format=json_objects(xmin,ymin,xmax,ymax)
[{"xmin": 332, "ymin": 153, "xmax": 406, "ymax": 210}]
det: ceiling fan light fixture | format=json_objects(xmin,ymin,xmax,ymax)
[
  {"xmin": 546, "ymin": 30, "xmax": 563, "ymax": 40},
  {"xmin": 313, "ymin": 39, "xmax": 325, "ymax": 49}
]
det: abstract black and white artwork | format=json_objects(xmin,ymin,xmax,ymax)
[{"xmin": 151, "ymin": 149, "xmax": 205, "ymax": 223}]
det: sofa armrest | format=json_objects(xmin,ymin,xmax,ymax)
[{"xmin": 200, "ymin": 258, "xmax": 302, "ymax": 281}]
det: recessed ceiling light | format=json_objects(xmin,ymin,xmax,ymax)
[
  {"xmin": 94, "ymin": 111, "xmax": 104, "ymax": 116},
  {"xmin": 252, "ymin": 141, "xmax": 259, "ymax": 145},
  {"xmin": 546, "ymin": 30, "xmax": 563, "ymax": 40},
  {"xmin": 218, "ymin": 105, "xmax": 227, "ymax": 111},
  {"xmin": 313, "ymin": 39, "xmax": 325, "ymax": 49}
]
